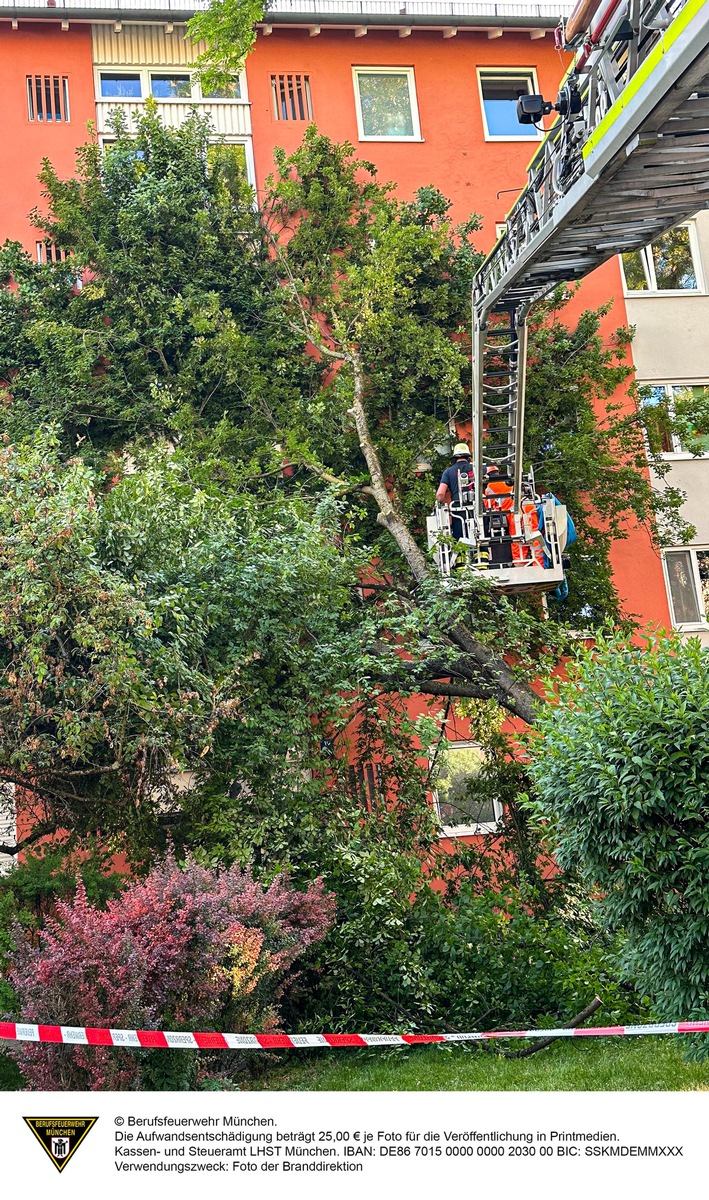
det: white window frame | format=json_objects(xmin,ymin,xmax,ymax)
[
  {"xmin": 35, "ymin": 241, "xmax": 68, "ymax": 265},
  {"xmin": 96, "ymin": 70, "xmax": 144, "ymax": 102},
  {"xmin": 642, "ymin": 382, "xmax": 709, "ymax": 460},
  {"xmin": 477, "ymin": 67, "xmax": 543, "ymax": 142},
  {"xmin": 352, "ymin": 66, "xmax": 422, "ymax": 143},
  {"xmin": 431, "ymin": 739, "xmax": 503, "ymax": 838},
  {"xmin": 94, "ymin": 67, "xmax": 248, "ymax": 105},
  {"xmin": 662, "ymin": 546, "xmax": 709, "ymax": 631},
  {"xmin": 620, "ymin": 221, "xmax": 704, "ymax": 295}
]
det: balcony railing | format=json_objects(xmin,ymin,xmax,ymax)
[
  {"xmin": 95, "ymin": 97, "xmax": 251, "ymax": 135},
  {"xmin": 0, "ymin": 0, "xmax": 572, "ymax": 19}
]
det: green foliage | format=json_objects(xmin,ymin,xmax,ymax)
[
  {"xmin": 422, "ymin": 881, "xmax": 638, "ymax": 1032},
  {"xmin": 295, "ymin": 860, "xmax": 638, "ymax": 1034},
  {"xmin": 187, "ymin": 0, "xmax": 265, "ymax": 94},
  {"xmin": 525, "ymin": 291, "xmax": 694, "ymax": 626},
  {"xmin": 0, "ymin": 106, "xmax": 314, "ymax": 456},
  {"xmin": 2, "ymin": 116, "xmax": 699, "ymax": 633},
  {"xmin": 0, "ymin": 430, "xmax": 378, "ymax": 854},
  {"xmin": 0, "ymin": 890, "xmax": 26, "ymax": 1014},
  {"xmin": 284, "ymin": 715, "xmax": 638, "ymax": 1034},
  {"xmin": 0, "ymin": 843, "xmax": 125, "ymax": 922},
  {"xmin": 529, "ymin": 633, "xmax": 709, "ymax": 1049},
  {"xmin": 0, "ymin": 886, "xmax": 29, "ymax": 1089},
  {"xmin": 263, "ymin": 128, "xmax": 481, "ymax": 579}
]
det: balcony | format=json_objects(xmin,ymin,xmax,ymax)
[{"xmin": 95, "ymin": 97, "xmax": 251, "ymax": 137}]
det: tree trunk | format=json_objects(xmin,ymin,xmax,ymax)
[
  {"xmin": 348, "ymin": 354, "xmax": 430, "ymax": 584},
  {"xmin": 348, "ymin": 352, "xmax": 541, "ymax": 726}
]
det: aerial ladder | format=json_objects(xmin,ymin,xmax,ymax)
[{"xmin": 429, "ymin": 0, "xmax": 709, "ymax": 592}]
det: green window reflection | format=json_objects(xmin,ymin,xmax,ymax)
[
  {"xmin": 623, "ymin": 226, "xmax": 699, "ymax": 291},
  {"xmin": 434, "ymin": 742, "xmax": 498, "ymax": 831},
  {"xmin": 652, "ymin": 226, "xmax": 697, "ymax": 289},
  {"xmin": 356, "ymin": 72, "xmax": 415, "ymax": 138},
  {"xmin": 622, "ymin": 249, "xmax": 649, "ymax": 290}
]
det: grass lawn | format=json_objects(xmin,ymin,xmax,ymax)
[
  {"xmin": 3, "ymin": 1035, "xmax": 708, "ymax": 1092},
  {"xmin": 244, "ymin": 1037, "xmax": 709, "ymax": 1092}
]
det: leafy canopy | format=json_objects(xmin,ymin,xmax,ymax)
[{"xmin": 0, "ymin": 429, "xmax": 380, "ymax": 854}]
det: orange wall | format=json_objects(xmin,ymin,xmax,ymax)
[
  {"xmin": 0, "ymin": 20, "xmax": 671, "ymax": 629},
  {"xmin": 248, "ymin": 27, "xmax": 567, "ymax": 232},
  {"xmin": 247, "ymin": 27, "xmax": 671, "ymax": 629},
  {"xmin": 0, "ymin": 22, "xmax": 96, "ymax": 253}
]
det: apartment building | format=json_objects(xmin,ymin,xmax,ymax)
[
  {"xmin": 622, "ymin": 217, "xmax": 709, "ymax": 644},
  {"xmin": 0, "ymin": 0, "xmax": 705, "ymax": 844}
]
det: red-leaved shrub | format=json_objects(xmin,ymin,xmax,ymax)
[{"xmin": 6, "ymin": 854, "xmax": 334, "ymax": 1090}]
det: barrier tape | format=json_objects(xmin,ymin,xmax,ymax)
[{"xmin": 1, "ymin": 1020, "xmax": 709, "ymax": 1050}]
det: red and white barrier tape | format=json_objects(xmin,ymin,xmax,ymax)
[{"xmin": 1, "ymin": 1020, "xmax": 709, "ymax": 1050}]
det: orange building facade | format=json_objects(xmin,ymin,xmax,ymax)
[
  {"xmin": 0, "ymin": 2, "xmax": 677, "ymax": 856},
  {"xmin": 0, "ymin": 1, "xmax": 672, "ymax": 630}
]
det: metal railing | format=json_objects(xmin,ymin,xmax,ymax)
[
  {"xmin": 261, "ymin": 0, "xmax": 570, "ymax": 16},
  {"xmin": 95, "ymin": 97, "xmax": 252, "ymax": 134},
  {"xmin": 0, "ymin": 0, "xmax": 571, "ymax": 15}
]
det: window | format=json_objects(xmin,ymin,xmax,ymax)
[
  {"xmin": 353, "ymin": 67, "xmax": 421, "ymax": 141},
  {"xmin": 150, "ymin": 74, "xmax": 191, "ymax": 99},
  {"xmin": 433, "ymin": 741, "xmax": 502, "ymax": 836},
  {"xmin": 36, "ymin": 241, "xmax": 68, "ymax": 264},
  {"xmin": 206, "ymin": 142, "xmax": 247, "ymax": 176},
  {"xmin": 664, "ymin": 548, "xmax": 709, "ymax": 628},
  {"xmin": 100, "ymin": 135, "xmax": 145, "ymax": 161},
  {"xmin": 622, "ymin": 224, "xmax": 702, "ymax": 292},
  {"xmin": 202, "ymin": 76, "xmax": 241, "ymax": 100},
  {"xmin": 27, "ymin": 75, "xmax": 70, "ymax": 123},
  {"xmin": 100, "ymin": 73, "xmax": 142, "ymax": 99},
  {"xmin": 270, "ymin": 73, "xmax": 312, "ymax": 121},
  {"xmin": 349, "ymin": 762, "xmax": 381, "ymax": 809},
  {"xmin": 642, "ymin": 384, "xmax": 709, "ymax": 455},
  {"xmin": 478, "ymin": 69, "xmax": 538, "ymax": 139}
]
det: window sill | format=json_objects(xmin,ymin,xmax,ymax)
[
  {"xmin": 659, "ymin": 452, "xmax": 709, "ymax": 461},
  {"xmin": 624, "ymin": 289, "xmax": 704, "ymax": 297},
  {"xmin": 673, "ymin": 623, "xmax": 709, "ymax": 632},
  {"xmin": 438, "ymin": 823, "xmax": 502, "ymax": 838},
  {"xmin": 358, "ymin": 136, "xmax": 425, "ymax": 143}
]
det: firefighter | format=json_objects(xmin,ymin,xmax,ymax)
[
  {"xmin": 436, "ymin": 442, "xmax": 474, "ymax": 542},
  {"xmin": 482, "ymin": 466, "xmax": 516, "ymax": 565},
  {"xmin": 483, "ymin": 468, "xmax": 546, "ymax": 568}
]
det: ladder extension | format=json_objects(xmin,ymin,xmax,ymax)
[{"xmin": 472, "ymin": 0, "xmax": 709, "ymax": 516}]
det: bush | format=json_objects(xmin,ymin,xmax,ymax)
[
  {"xmin": 0, "ymin": 843, "xmax": 127, "ymax": 923},
  {"xmin": 5, "ymin": 853, "xmax": 334, "ymax": 1090},
  {"xmin": 529, "ymin": 633, "xmax": 709, "ymax": 1042},
  {"xmin": 420, "ymin": 881, "xmax": 638, "ymax": 1033},
  {"xmin": 0, "ymin": 890, "xmax": 27, "ymax": 1090},
  {"xmin": 290, "ymin": 811, "xmax": 638, "ymax": 1035}
]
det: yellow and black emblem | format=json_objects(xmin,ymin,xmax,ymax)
[{"xmin": 23, "ymin": 1116, "xmax": 98, "ymax": 1172}]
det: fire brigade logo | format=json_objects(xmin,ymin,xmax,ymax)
[{"xmin": 23, "ymin": 1117, "xmax": 98, "ymax": 1172}]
